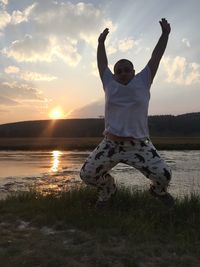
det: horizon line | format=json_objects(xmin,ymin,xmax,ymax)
[{"xmin": 0, "ymin": 111, "xmax": 200, "ymax": 126}]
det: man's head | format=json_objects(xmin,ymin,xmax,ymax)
[{"xmin": 114, "ymin": 59, "xmax": 135, "ymax": 85}]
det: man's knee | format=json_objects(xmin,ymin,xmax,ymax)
[
  {"xmin": 80, "ymin": 165, "xmax": 89, "ymax": 182},
  {"xmin": 162, "ymin": 166, "xmax": 172, "ymax": 182},
  {"xmin": 80, "ymin": 164, "xmax": 97, "ymax": 186},
  {"xmin": 154, "ymin": 166, "xmax": 172, "ymax": 185}
]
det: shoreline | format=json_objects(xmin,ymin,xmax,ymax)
[{"xmin": 0, "ymin": 137, "xmax": 200, "ymax": 150}]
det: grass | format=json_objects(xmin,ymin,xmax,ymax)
[
  {"xmin": 0, "ymin": 186, "xmax": 200, "ymax": 267},
  {"xmin": 0, "ymin": 137, "xmax": 200, "ymax": 150}
]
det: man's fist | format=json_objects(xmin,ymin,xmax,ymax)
[
  {"xmin": 159, "ymin": 18, "xmax": 171, "ymax": 34},
  {"xmin": 98, "ymin": 28, "xmax": 109, "ymax": 43}
]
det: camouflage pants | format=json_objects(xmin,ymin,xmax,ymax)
[{"xmin": 80, "ymin": 137, "xmax": 172, "ymax": 202}]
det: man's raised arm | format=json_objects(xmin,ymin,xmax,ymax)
[
  {"xmin": 148, "ymin": 18, "xmax": 171, "ymax": 83},
  {"xmin": 97, "ymin": 28, "xmax": 109, "ymax": 82}
]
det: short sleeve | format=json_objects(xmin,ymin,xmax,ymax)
[
  {"xmin": 138, "ymin": 65, "xmax": 152, "ymax": 89},
  {"xmin": 102, "ymin": 67, "xmax": 113, "ymax": 91}
]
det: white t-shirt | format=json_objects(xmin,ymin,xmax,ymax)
[{"xmin": 102, "ymin": 65, "xmax": 152, "ymax": 139}]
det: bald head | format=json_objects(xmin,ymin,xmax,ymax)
[{"xmin": 114, "ymin": 59, "xmax": 135, "ymax": 85}]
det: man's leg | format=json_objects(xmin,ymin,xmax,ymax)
[
  {"xmin": 119, "ymin": 139, "xmax": 174, "ymax": 207},
  {"xmin": 80, "ymin": 138, "xmax": 120, "ymax": 202}
]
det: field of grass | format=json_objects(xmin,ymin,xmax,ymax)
[
  {"xmin": 0, "ymin": 137, "xmax": 200, "ymax": 150},
  {"xmin": 0, "ymin": 186, "xmax": 200, "ymax": 267}
]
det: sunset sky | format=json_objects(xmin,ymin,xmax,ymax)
[{"xmin": 0, "ymin": 0, "xmax": 199, "ymax": 124}]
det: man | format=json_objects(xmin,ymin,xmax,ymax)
[{"xmin": 80, "ymin": 18, "xmax": 174, "ymax": 208}]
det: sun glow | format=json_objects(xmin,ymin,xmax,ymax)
[
  {"xmin": 50, "ymin": 150, "xmax": 63, "ymax": 172},
  {"xmin": 49, "ymin": 107, "xmax": 64, "ymax": 120}
]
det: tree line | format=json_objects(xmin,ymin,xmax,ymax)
[{"xmin": 0, "ymin": 112, "xmax": 199, "ymax": 137}]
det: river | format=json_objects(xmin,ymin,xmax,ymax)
[{"xmin": 0, "ymin": 150, "xmax": 200, "ymax": 199}]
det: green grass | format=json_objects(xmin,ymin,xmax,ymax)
[{"xmin": 0, "ymin": 186, "xmax": 200, "ymax": 267}]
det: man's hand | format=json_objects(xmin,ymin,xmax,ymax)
[
  {"xmin": 147, "ymin": 18, "xmax": 170, "ymax": 83},
  {"xmin": 97, "ymin": 28, "xmax": 109, "ymax": 82},
  {"xmin": 98, "ymin": 28, "xmax": 109, "ymax": 43},
  {"xmin": 159, "ymin": 18, "xmax": 171, "ymax": 34}
]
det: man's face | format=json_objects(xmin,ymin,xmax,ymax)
[{"xmin": 114, "ymin": 61, "xmax": 135, "ymax": 85}]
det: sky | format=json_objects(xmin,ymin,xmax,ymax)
[{"xmin": 0, "ymin": 0, "xmax": 199, "ymax": 124}]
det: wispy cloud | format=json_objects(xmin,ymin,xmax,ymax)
[
  {"xmin": 0, "ymin": 0, "xmax": 8, "ymax": 5},
  {"xmin": 3, "ymin": 34, "xmax": 54, "ymax": 62},
  {"xmin": 4, "ymin": 65, "xmax": 19, "ymax": 74},
  {"xmin": 4, "ymin": 65, "xmax": 57, "ymax": 81},
  {"xmin": 0, "ymin": 80, "xmax": 44, "ymax": 101},
  {"xmin": 162, "ymin": 56, "xmax": 200, "ymax": 85},
  {"xmin": 11, "ymin": 3, "xmax": 36, "ymax": 25},
  {"xmin": 107, "ymin": 38, "xmax": 140, "ymax": 55},
  {"xmin": 19, "ymin": 71, "xmax": 57, "ymax": 82},
  {"xmin": 0, "ymin": 3, "xmax": 35, "ymax": 32},
  {"xmin": 0, "ymin": 10, "xmax": 10, "ymax": 30},
  {"xmin": 0, "ymin": 95, "xmax": 19, "ymax": 106},
  {"xmin": 69, "ymin": 99, "xmax": 104, "ymax": 118},
  {"xmin": 182, "ymin": 38, "xmax": 191, "ymax": 48},
  {"xmin": 1, "ymin": 1, "xmax": 115, "ymax": 66},
  {"xmin": 0, "ymin": 78, "xmax": 51, "ymax": 123}
]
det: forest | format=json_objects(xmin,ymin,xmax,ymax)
[{"xmin": 0, "ymin": 112, "xmax": 199, "ymax": 138}]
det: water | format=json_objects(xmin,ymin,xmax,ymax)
[{"xmin": 0, "ymin": 150, "xmax": 200, "ymax": 199}]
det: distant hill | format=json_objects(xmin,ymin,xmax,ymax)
[
  {"xmin": 148, "ymin": 112, "xmax": 200, "ymax": 137},
  {"xmin": 0, "ymin": 112, "xmax": 199, "ymax": 137}
]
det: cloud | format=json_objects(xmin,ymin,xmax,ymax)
[
  {"xmin": 2, "ymin": 1, "xmax": 115, "ymax": 66},
  {"xmin": 19, "ymin": 71, "xmax": 57, "ymax": 81},
  {"xmin": 0, "ymin": 0, "xmax": 8, "ymax": 5},
  {"xmin": 0, "ymin": 95, "xmax": 19, "ymax": 106},
  {"xmin": 162, "ymin": 56, "xmax": 200, "ymax": 85},
  {"xmin": 118, "ymin": 38, "xmax": 136, "ymax": 52},
  {"xmin": 4, "ymin": 65, "xmax": 57, "ymax": 81},
  {"xmin": 31, "ymin": 2, "xmax": 115, "ymax": 44},
  {"xmin": 107, "ymin": 38, "xmax": 139, "ymax": 55},
  {"xmin": 190, "ymin": 62, "xmax": 200, "ymax": 70},
  {"xmin": 0, "ymin": 3, "xmax": 35, "ymax": 33},
  {"xmin": 0, "ymin": 0, "xmax": 8, "ymax": 11},
  {"xmin": 50, "ymin": 36, "xmax": 82, "ymax": 66},
  {"xmin": 3, "ymin": 34, "xmax": 82, "ymax": 65},
  {"xmin": 0, "ymin": 10, "xmax": 11, "ymax": 30},
  {"xmin": 10, "ymin": 3, "xmax": 36, "ymax": 25},
  {"xmin": 69, "ymin": 99, "xmax": 104, "ymax": 118},
  {"xmin": 0, "ymin": 80, "xmax": 44, "ymax": 101},
  {"xmin": 182, "ymin": 38, "xmax": 191, "ymax": 48},
  {"xmin": 91, "ymin": 61, "xmax": 99, "ymax": 77},
  {"xmin": 4, "ymin": 65, "xmax": 20, "ymax": 74},
  {"xmin": 3, "ymin": 34, "xmax": 54, "ymax": 62},
  {"xmin": 0, "ymin": 78, "xmax": 51, "ymax": 123}
]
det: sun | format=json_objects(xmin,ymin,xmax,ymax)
[{"xmin": 49, "ymin": 107, "xmax": 64, "ymax": 120}]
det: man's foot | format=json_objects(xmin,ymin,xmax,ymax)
[
  {"xmin": 97, "ymin": 174, "xmax": 117, "ymax": 203},
  {"xmin": 95, "ymin": 187, "xmax": 117, "ymax": 210},
  {"xmin": 149, "ymin": 188, "xmax": 175, "ymax": 208}
]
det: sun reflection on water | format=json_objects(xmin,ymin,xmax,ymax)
[{"xmin": 50, "ymin": 150, "xmax": 63, "ymax": 172}]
